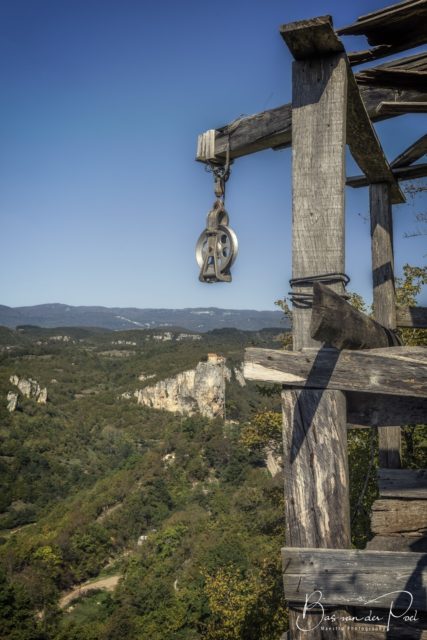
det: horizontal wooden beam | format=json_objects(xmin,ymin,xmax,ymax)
[
  {"xmin": 282, "ymin": 546, "xmax": 427, "ymax": 611},
  {"xmin": 397, "ymin": 305, "xmax": 427, "ymax": 328},
  {"xmin": 372, "ymin": 499, "xmax": 427, "ymax": 536},
  {"xmin": 367, "ymin": 535, "xmax": 427, "ymax": 553},
  {"xmin": 347, "ymin": 40, "xmax": 427, "ymax": 66},
  {"xmin": 244, "ymin": 346, "xmax": 427, "ymax": 397},
  {"xmin": 196, "ymin": 86, "xmax": 427, "ymax": 162},
  {"xmin": 376, "ymin": 101, "xmax": 427, "ymax": 116},
  {"xmin": 391, "ymin": 133, "xmax": 427, "ymax": 168},
  {"xmin": 347, "ymin": 391, "xmax": 427, "ymax": 427},
  {"xmin": 311, "ymin": 283, "xmax": 399, "ymax": 349},
  {"xmin": 347, "ymin": 163, "xmax": 427, "ymax": 188},
  {"xmin": 378, "ymin": 468, "xmax": 427, "ymax": 499}
]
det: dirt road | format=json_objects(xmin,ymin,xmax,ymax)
[{"xmin": 59, "ymin": 574, "xmax": 120, "ymax": 609}]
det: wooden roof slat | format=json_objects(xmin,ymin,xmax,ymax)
[
  {"xmin": 355, "ymin": 51, "xmax": 427, "ymax": 88},
  {"xmin": 391, "ymin": 133, "xmax": 427, "ymax": 167},
  {"xmin": 338, "ymin": 0, "xmax": 427, "ymax": 64},
  {"xmin": 337, "ymin": 0, "xmax": 427, "ymax": 41},
  {"xmin": 376, "ymin": 100, "xmax": 427, "ymax": 115}
]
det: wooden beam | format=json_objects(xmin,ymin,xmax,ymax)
[
  {"xmin": 370, "ymin": 183, "xmax": 401, "ymax": 468},
  {"xmin": 367, "ymin": 535, "xmax": 427, "ymax": 553},
  {"xmin": 391, "ymin": 133, "xmax": 427, "ymax": 168},
  {"xmin": 397, "ymin": 305, "xmax": 427, "ymax": 328},
  {"xmin": 376, "ymin": 101, "xmax": 427, "ymax": 116},
  {"xmin": 347, "ymin": 163, "xmax": 427, "ymax": 188},
  {"xmin": 196, "ymin": 86, "xmax": 427, "ymax": 162},
  {"xmin": 347, "ymin": 392, "xmax": 427, "ymax": 427},
  {"xmin": 282, "ymin": 547, "xmax": 427, "ymax": 611},
  {"xmin": 372, "ymin": 498, "xmax": 427, "ymax": 536},
  {"xmin": 378, "ymin": 468, "xmax": 427, "ymax": 499},
  {"xmin": 310, "ymin": 283, "xmax": 399, "ymax": 349},
  {"xmin": 348, "ymin": 40, "xmax": 427, "ymax": 66},
  {"xmin": 244, "ymin": 346, "xmax": 427, "ymax": 397},
  {"xmin": 283, "ymin": 22, "xmax": 351, "ymax": 638},
  {"xmin": 280, "ymin": 15, "xmax": 344, "ymax": 59}
]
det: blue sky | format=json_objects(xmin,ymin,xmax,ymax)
[{"xmin": 0, "ymin": 0, "xmax": 425, "ymax": 310}]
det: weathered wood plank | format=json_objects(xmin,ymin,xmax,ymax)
[
  {"xmin": 348, "ymin": 614, "xmax": 427, "ymax": 639},
  {"xmin": 347, "ymin": 392, "xmax": 427, "ymax": 427},
  {"xmin": 347, "ymin": 163, "xmax": 427, "ymax": 188},
  {"xmin": 347, "ymin": 79, "xmax": 404, "ymax": 204},
  {"xmin": 391, "ymin": 133, "xmax": 427, "ymax": 168},
  {"xmin": 280, "ymin": 15, "xmax": 344, "ymax": 59},
  {"xmin": 196, "ymin": 86, "xmax": 427, "ymax": 162},
  {"xmin": 367, "ymin": 535, "xmax": 427, "ymax": 552},
  {"xmin": 310, "ymin": 283, "xmax": 398, "ymax": 349},
  {"xmin": 285, "ymin": 33, "xmax": 351, "ymax": 639},
  {"xmin": 282, "ymin": 547, "xmax": 427, "ymax": 611},
  {"xmin": 244, "ymin": 346, "xmax": 427, "ymax": 397},
  {"xmin": 354, "ymin": 52, "xmax": 427, "ymax": 90},
  {"xmin": 378, "ymin": 468, "xmax": 427, "ymax": 499},
  {"xmin": 372, "ymin": 499, "xmax": 427, "ymax": 536},
  {"xmin": 376, "ymin": 101, "xmax": 427, "ymax": 116},
  {"xmin": 397, "ymin": 305, "xmax": 427, "ymax": 328},
  {"xmin": 291, "ymin": 53, "xmax": 348, "ymax": 350}
]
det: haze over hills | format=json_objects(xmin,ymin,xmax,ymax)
[{"xmin": 0, "ymin": 303, "xmax": 288, "ymax": 332}]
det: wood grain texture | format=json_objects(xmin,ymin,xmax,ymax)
[
  {"xmin": 371, "ymin": 499, "xmax": 427, "ymax": 536},
  {"xmin": 282, "ymin": 546, "xmax": 427, "ymax": 611},
  {"xmin": 310, "ymin": 283, "xmax": 397, "ymax": 349},
  {"xmin": 291, "ymin": 54, "xmax": 347, "ymax": 350},
  {"xmin": 244, "ymin": 346, "xmax": 427, "ymax": 397},
  {"xmin": 378, "ymin": 468, "xmax": 427, "ymax": 499},
  {"xmin": 397, "ymin": 305, "xmax": 427, "ymax": 328},
  {"xmin": 355, "ymin": 52, "xmax": 427, "ymax": 90},
  {"xmin": 347, "ymin": 392, "xmax": 427, "ymax": 427},
  {"xmin": 367, "ymin": 535, "xmax": 427, "ymax": 552},
  {"xmin": 347, "ymin": 163, "xmax": 427, "ymax": 188},
  {"xmin": 281, "ymin": 389, "xmax": 350, "ymax": 547}
]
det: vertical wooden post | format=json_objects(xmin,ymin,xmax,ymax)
[
  {"xmin": 370, "ymin": 183, "xmax": 401, "ymax": 468},
  {"xmin": 283, "ymin": 54, "xmax": 351, "ymax": 639}
]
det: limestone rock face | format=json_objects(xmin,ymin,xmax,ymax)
[
  {"xmin": 7, "ymin": 392, "xmax": 18, "ymax": 413},
  {"xmin": 9, "ymin": 375, "xmax": 48, "ymax": 405},
  {"xmin": 134, "ymin": 358, "xmax": 228, "ymax": 419}
]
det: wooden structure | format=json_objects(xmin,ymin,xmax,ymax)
[{"xmin": 196, "ymin": 2, "xmax": 426, "ymax": 638}]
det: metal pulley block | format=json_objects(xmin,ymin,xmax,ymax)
[{"xmin": 196, "ymin": 201, "xmax": 238, "ymax": 283}]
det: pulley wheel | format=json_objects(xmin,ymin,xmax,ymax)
[{"xmin": 195, "ymin": 225, "xmax": 238, "ymax": 275}]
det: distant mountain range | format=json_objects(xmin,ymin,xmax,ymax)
[{"xmin": 0, "ymin": 303, "xmax": 288, "ymax": 332}]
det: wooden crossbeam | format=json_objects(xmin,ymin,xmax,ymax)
[
  {"xmin": 347, "ymin": 392, "xmax": 427, "ymax": 427},
  {"xmin": 196, "ymin": 86, "xmax": 427, "ymax": 162},
  {"xmin": 282, "ymin": 547, "xmax": 427, "ymax": 611},
  {"xmin": 244, "ymin": 346, "xmax": 427, "ymax": 397},
  {"xmin": 397, "ymin": 305, "xmax": 427, "ymax": 328},
  {"xmin": 310, "ymin": 283, "xmax": 399, "ymax": 349},
  {"xmin": 347, "ymin": 163, "xmax": 427, "ymax": 188},
  {"xmin": 391, "ymin": 133, "xmax": 427, "ymax": 168},
  {"xmin": 338, "ymin": 0, "xmax": 427, "ymax": 67}
]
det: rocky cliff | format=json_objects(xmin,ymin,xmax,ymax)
[
  {"xmin": 134, "ymin": 355, "xmax": 232, "ymax": 419},
  {"xmin": 7, "ymin": 375, "xmax": 48, "ymax": 412}
]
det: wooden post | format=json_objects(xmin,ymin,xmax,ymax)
[
  {"xmin": 284, "ymin": 50, "xmax": 351, "ymax": 639},
  {"xmin": 370, "ymin": 183, "xmax": 402, "ymax": 468}
]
